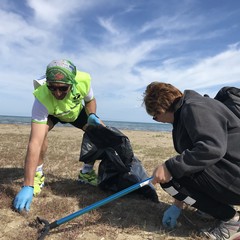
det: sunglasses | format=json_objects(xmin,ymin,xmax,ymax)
[
  {"xmin": 47, "ymin": 85, "xmax": 71, "ymax": 92},
  {"xmin": 152, "ymin": 112, "xmax": 161, "ymax": 121}
]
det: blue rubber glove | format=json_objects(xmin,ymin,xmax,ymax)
[
  {"xmin": 87, "ymin": 113, "xmax": 101, "ymax": 126},
  {"xmin": 162, "ymin": 205, "xmax": 181, "ymax": 229},
  {"xmin": 13, "ymin": 186, "xmax": 34, "ymax": 212}
]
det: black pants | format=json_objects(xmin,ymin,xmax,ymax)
[
  {"xmin": 161, "ymin": 171, "xmax": 240, "ymax": 221},
  {"xmin": 48, "ymin": 107, "xmax": 88, "ymax": 130}
]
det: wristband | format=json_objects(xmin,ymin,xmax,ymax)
[{"xmin": 88, "ymin": 113, "xmax": 99, "ymax": 118}]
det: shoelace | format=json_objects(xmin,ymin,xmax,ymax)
[
  {"xmin": 208, "ymin": 223, "xmax": 231, "ymax": 240},
  {"xmin": 86, "ymin": 174, "xmax": 97, "ymax": 182},
  {"xmin": 208, "ymin": 220, "xmax": 240, "ymax": 240}
]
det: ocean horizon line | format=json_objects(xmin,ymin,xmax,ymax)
[
  {"xmin": 0, "ymin": 114, "xmax": 166, "ymax": 125},
  {"xmin": 0, "ymin": 114, "xmax": 172, "ymax": 132}
]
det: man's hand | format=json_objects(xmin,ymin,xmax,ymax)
[
  {"xmin": 162, "ymin": 205, "xmax": 181, "ymax": 229},
  {"xmin": 13, "ymin": 186, "xmax": 34, "ymax": 212},
  {"xmin": 87, "ymin": 113, "xmax": 101, "ymax": 125},
  {"xmin": 152, "ymin": 163, "xmax": 172, "ymax": 184}
]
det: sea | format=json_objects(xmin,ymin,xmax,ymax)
[{"xmin": 0, "ymin": 115, "xmax": 172, "ymax": 132}]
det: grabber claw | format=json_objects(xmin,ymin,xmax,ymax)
[{"xmin": 37, "ymin": 217, "xmax": 51, "ymax": 240}]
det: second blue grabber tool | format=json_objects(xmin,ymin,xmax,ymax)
[{"xmin": 37, "ymin": 177, "xmax": 153, "ymax": 240}]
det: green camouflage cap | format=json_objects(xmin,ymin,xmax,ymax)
[{"xmin": 46, "ymin": 59, "xmax": 77, "ymax": 84}]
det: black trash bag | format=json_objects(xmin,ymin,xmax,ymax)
[{"xmin": 80, "ymin": 125, "xmax": 159, "ymax": 202}]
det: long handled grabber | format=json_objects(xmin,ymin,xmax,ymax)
[{"xmin": 37, "ymin": 177, "xmax": 153, "ymax": 240}]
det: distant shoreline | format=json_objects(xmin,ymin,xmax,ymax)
[{"xmin": 0, "ymin": 115, "xmax": 172, "ymax": 132}]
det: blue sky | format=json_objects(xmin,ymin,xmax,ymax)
[{"xmin": 1, "ymin": 0, "xmax": 240, "ymax": 123}]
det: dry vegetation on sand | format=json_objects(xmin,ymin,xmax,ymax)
[{"xmin": 0, "ymin": 124, "xmax": 218, "ymax": 240}]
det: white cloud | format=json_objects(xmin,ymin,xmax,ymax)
[
  {"xmin": 27, "ymin": 0, "xmax": 95, "ymax": 25},
  {"xmin": 133, "ymin": 44, "xmax": 240, "ymax": 94},
  {"xmin": 98, "ymin": 17, "xmax": 119, "ymax": 35}
]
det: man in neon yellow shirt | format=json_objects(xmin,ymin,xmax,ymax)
[{"xmin": 13, "ymin": 59, "xmax": 103, "ymax": 212}]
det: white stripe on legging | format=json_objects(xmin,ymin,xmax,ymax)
[{"xmin": 163, "ymin": 186, "xmax": 196, "ymax": 206}]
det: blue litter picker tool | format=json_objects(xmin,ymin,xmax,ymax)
[{"xmin": 37, "ymin": 177, "xmax": 153, "ymax": 240}]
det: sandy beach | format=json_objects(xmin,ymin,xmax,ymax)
[{"xmin": 1, "ymin": 124, "xmax": 207, "ymax": 240}]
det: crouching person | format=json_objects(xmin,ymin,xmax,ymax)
[
  {"xmin": 13, "ymin": 59, "xmax": 103, "ymax": 212},
  {"xmin": 143, "ymin": 82, "xmax": 240, "ymax": 240}
]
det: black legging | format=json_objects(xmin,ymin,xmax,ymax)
[{"xmin": 160, "ymin": 171, "xmax": 240, "ymax": 221}]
